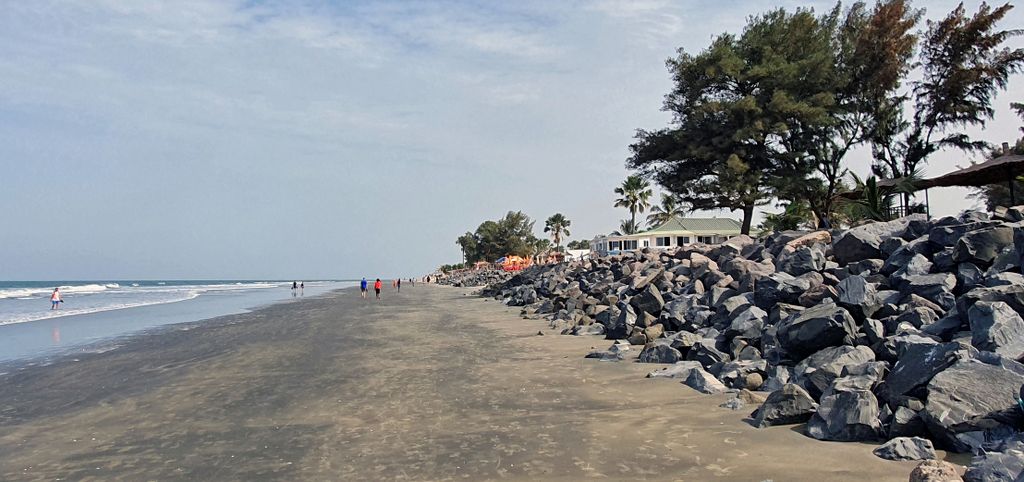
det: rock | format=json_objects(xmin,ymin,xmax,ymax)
[
  {"xmin": 834, "ymin": 229, "xmax": 883, "ymax": 265},
  {"xmin": 957, "ymin": 284, "xmax": 1024, "ymax": 324},
  {"xmin": 969, "ymin": 301, "xmax": 1024, "ymax": 359},
  {"xmin": 725, "ymin": 306, "xmax": 767, "ymax": 341},
  {"xmin": 889, "ymin": 405, "xmax": 928, "ymax": 438},
  {"xmin": 686, "ymin": 341, "xmax": 730, "ymax": 369},
  {"xmin": 646, "ymin": 360, "xmax": 704, "ymax": 378},
  {"xmin": 776, "ymin": 303, "xmax": 859, "ymax": 359},
  {"xmin": 668, "ymin": 331, "xmax": 702, "ymax": 356},
  {"xmin": 584, "ymin": 349, "xmax": 624, "ymax": 361},
  {"xmin": 761, "ymin": 365, "xmax": 793, "ymax": 393},
  {"xmin": 963, "ymin": 441, "xmax": 1024, "ymax": 482},
  {"xmin": 754, "ymin": 272, "xmax": 811, "ymax": 309},
  {"xmin": 630, "ymin": 284, "xmax": 665, "ymax": 317},
  {"xmin": 900, "ymin": 273, "xmax": 957, "ymax": 311},
  {"xmin": 605, "ymin": 302, "xmax": 635, "ymax": 339},
  {"xmin": 909, "ymin": 460, "xmax": 963, "ymax": 482},
  {"xmin": 806, "ymin": 382, "xmax": 882, "ymax": 441},
  {"xmin": 719, "ymin": 397, "xmax": 745, "ymax": 410},
  {"xmin": 879, "ymin": 342, "xmax": 975, "ymax": 402},
  {"xmin": 737, "ymin": 389, "xmax": 770, "ymax": 405},
  {"xmin": 637, "ymin": 343, "xmax": 684, "ymax": 364},
  {"xmin": 627, "ymin": 327, "xmax": 648, "ymax": 345},
  {"xmin": 642, "ymin": 323, "xmax": 665, "ymax": 342},
  {"xmin": 752, "ymin": 383, "xmax": 818, "ymax": 428},
  {"xmin": 574, "ymin": 323, "xmax": 606, "ymax": 336},
  {"xmin": 794, "ymin": 345, "xmax": 876, "ymax": 398},
  {"xmin": 682, "ymin": 366, "xmax": 728, "ymax": 394},
  {"xmin": 954, "ymin": 225, "xmax": 1015, "ymax": 267},
  {"xmin": 873, "ymin": 437, "xmax": 936, "ymax": 461},
  {"xmin": 923, "ymin": 359, "xmax": 1024, "ymax": 453},
  {"xmin": 837, "ymin": 275, "xmax": 881, "ymax": 320},
  {"xmin": 783, "ymin": 231, "xmax": 832, "ymax": 253},
  {"xmin": 778, "ymin": 244, "xmax": 826, "ymax": 275}
]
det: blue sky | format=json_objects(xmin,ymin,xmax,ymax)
[{"xmin": 1, "ymin": 0, "xmax": 1022, "ymax": 279}]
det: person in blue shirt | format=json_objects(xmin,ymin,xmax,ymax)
[{"xmin": 360, "ymin": 278, "xmax": 368, "ymax": 298}]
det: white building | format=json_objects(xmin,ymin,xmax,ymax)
[{"xmin": 590, "ymin": 217, "xmax": 744, "ymax": 256}]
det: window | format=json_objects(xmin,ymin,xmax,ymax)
[
  {"xmin": 677, "ymin": 236, "xmax": 689, "ymax": 245},
  {"xmin": 641, "ymin": 239, "xmax": 649, "ymax": 247},
  {"xmin": 697, "ymin": 236, "xmax": 714, "ymax": 244},
  {"xmin": 656, "ymin": 236, "xmax": 671, "ymax": 247},
  {"xmin": 623, "ymin": 240, "xmax": 638, "ymax": 250},
  {"xmin": 609, "ymin": 241, "xmax": 621, "ymax": 250}
]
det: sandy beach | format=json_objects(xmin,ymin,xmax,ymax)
[{"xmin": 0, "ymin": 285, "xmax": 925, "ymax": 481}]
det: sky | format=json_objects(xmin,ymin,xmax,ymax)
[{"xmin": 1, "ymin": 0, "xmax": 1022, "ymax": 280}]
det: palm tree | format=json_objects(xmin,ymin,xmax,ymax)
[
  {"xmin": 846, "ymin": 172, "xmax": 918, "ymax": 222},
  {"xmin": 543, "ymin": 213, "xmax": 572, "ymax": 248},
  {"xmin": 611, "ymin": 219, "xmax": 641, "ymax": 236},
  {"xmin": 614, "ymin": 175, "xmax": 653, "ymax": 230},
  {"xmin": 646, "ymin": 193, "xmax": 687, "ymax": 228}
]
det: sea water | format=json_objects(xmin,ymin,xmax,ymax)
[{"xmin": 0, "ymin": 280, "xmax": 353, "ymax": 362}]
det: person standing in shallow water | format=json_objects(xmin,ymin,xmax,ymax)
[
  {"xmin": 50, "ymin": 288, "xmax": 62, "ymax": 310},
  {"xmin": 374, "ymin": 278, "xmax": 382, "ymax": 300},
  {"xmin": 360, "ymin": 278, "xmax": 368, "ymax": 298}
]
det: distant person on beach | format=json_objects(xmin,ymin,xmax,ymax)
[
  {"xmin": 360, "ymin": 278, "xmax": 368, "ymax": 298},
  {"xmin": 300, "ymin": 281, "xmax": 304, "ymax": 296},
  {"xmin": 374, "ymin": 278, "xmax": 382, "ymax": 300},
  {"xmin": 50, "ymin": 288, "xmax": 62, "ymax": 310},
  {"xmin": 397, "ymin": 279, "xmax": 401, "ymax": 292},
  {"xmin": 291, "ymin": 281, "xmax": 297, "ymax": 297}
]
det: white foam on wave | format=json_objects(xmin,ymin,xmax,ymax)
[{"xmin": 0, "ymin": 291, "xmax": 202, "ymax": 326}]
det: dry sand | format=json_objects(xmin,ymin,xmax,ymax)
[{"xmin": 0, "ymin": 285, "xmax": 933, "ymax": 481}]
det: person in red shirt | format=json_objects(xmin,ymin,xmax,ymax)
[{"xmin": 374, "ymin": 278, "xmax": 383, "ymax": 300}]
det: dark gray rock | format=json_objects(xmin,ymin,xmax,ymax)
[
  {"xmin": 752, "ymin": 383, "xmax": 818, "ymax": 428},
  {"xmin": 837, "ymin": 275, "xmax": 881, "ymax": 321},
  {"xmin": 637, "ymin": 343, "xmax": 684, "ymax": 364},
  {"xmin": 754, "ymin": 272, "xmax": 811, "ymax": 309},
  {"xmin": 778, "ymin": 244, "xmax": 826, "ymax": 275},
  {"xmin": 646, "ymin": 360, "xmax": 704, "ymax": 378},
  {"xmin": 929, "ymin": 221, "xmax": 999, "ymax": 249},
  {"xmin": 879, "ymin": 342, "xmax": 975, "ymax": 402},
  {"xmin": 776, "ymin": 303, "xmax": 858, "ymax": 359},
  {"xmin": 957, "ymin": 284, "xmax": 1024, "ymax": 325},
  {"xmin": 954, "ymin": 225, "xmax": 1015, "ymax": 267},
  {"xmin": 889, "ymin": 406, "xmax": 928, "ymax": 438},
  {"xmin": 685, "ymin": 340, "xmax": 730, "ymax": 369},
  {"xmin": 969, "ymin": 301, "xmax": 1024, "ymax": 359},
  {"xmin": 900, "ymin": 273, "xmax": 957, "ymax": 311},
  {"xmin": 923, "ymin": 359, "xmax": 1024, "ymax": 453},
  {"xmin": 872, "ymin": 437, "xmax": 936, "ymax": 461},
  {"xmin": 806, "ymin": 382, "xmax": 882, "ymax": 441},
  {"xmin": 630, "ymin": 284, "xmax": 665, "ymax": 317},
  {"xmin": 682, "ymin": 366, "xmax": 727, "ymax": 394},
  {"xmin": 834, "ymin": 229, "xmax": 883, "ymax": 265},
  {"xmin": 724, "ymin": 306, "xmax": 767, "ymax": 341},
  {"xmin": 584, "ymin": 349, "xmax": 624, "ymax": 361},
  {"xmin": 761, "ymin": 365, "xmax": 793, "ymax": 393},
  {"xmin": 963, "ymin": 441, "xmax": 1024, "ymax": 482},
  {"xmin": 794, "ymin": 345, "xmax": 876, "ymax": 399},
  {"xmin": 605, "ymin": 302, "xmax": 635, "ymax": 339}
]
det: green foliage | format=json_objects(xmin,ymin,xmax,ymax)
[
  {"xmin": 970, "ymin": 132, "xmax": 1024, "ymax": 210},
  {"xmin": 456, "ymin": 211, "xmax": 540, "ymax": 263},
  {"xmin": 646, "ymin": 193, "xmax": 687, "ymax": 228},
  {"xmin": 871, "ymin": 2, "xmax": 1024, "ymax": 179},
  {"xmin": 565, "ymin": 240, "xmax": 591, "ymax": 250},
  {"xmin": 845, "ymin": 172, "xmax": 919, "ymax": 221},
  {"xmin": 543, "ymin": 213, "xmax": 572, "ymax": 247},
  {"xmin": 612, "ymin": 219, "xmax": 641, "ymax": 236},
  {"xmin": 758, "ymin": 201, "xmax": 813, "ymax": 233},
  {"xmin": 439, "ymin": 263, "xmax": 466, "ymax": 273},
  {"xmin": 613, "ymin": 175, "xmax": 653, "ymax": 229}
]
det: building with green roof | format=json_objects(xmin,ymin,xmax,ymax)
[{"xmin": 590, "ymin": 216, "xmax": 743, "ymax": 255}]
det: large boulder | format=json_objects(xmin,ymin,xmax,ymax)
[
  {"xmin": 685, "ymin": 341, "xmax": 730, "ymax": 369},
  {"xmin": 637, "ymin": 343, "xmax": 683, "ymax": 364},
  {"xmin": 724, "ymin": 306, "xmax": 767, "ymax": 342},
  {"xmin": 899, "ymin": 273, "xmax": 957, "ymax": 311},
  {"xmin": 751, "ymin": 383, "xmax": 818, "ymax": 428},
  {"xmin": 922, "ymin": 359, "xmax": 1024, "ymax": 453},
  {"xmin": 682, "ymin": 366, "xmax": 728, "ymax": 394},
  {"xmin": 630, "ymin": 284, "xmax": 665, "ymax": 317},
  {"xmin": 754, "ymin": 272, "xmax": 811, "ymax": 309},
  {"xmin": 778, "ymin": 244, "xmax": 826, "ymax": 275},
  {"xmin": 776, "ymin": 303, "xmax": 859, "ymax": 359},
  {"xmin": 836, "ymin": 275, "xmax": 881, "ymax": 321},
  {"xmin": 969, "ymin": 301, "xmax": 1024, "ymax": 359},
  {"xmin": 806, "ymin": 381, "xmax": 882, "ymax": 441},
  {"xmin": 872, "ymin": 437, "xmax": 937, "ymax": 461},
  {"xmin": 794, "ymin": 345, "xmax": 876, "ymax": 399},
  {"xmin": 646, "ymin": 360, "xmax": 705, "ymax": 378},
  {"xmin": 909, "ymin": 460, "xmax": 963, "ymax": 482},
  {"xmin": 963, "ymin": 441, "xmax": 1024, "ymax": 482},
  {"xmin": 878, "ymin": 342, "xmax": 975, "ymax": 402},
  {"xmin": 833, "ymin": 216, "xmax": 925, "ymax": 265},
  {"xmin": 957, "ymin": 284, "xmax": 1024, "ymax": 324},
  {"xmin": 604, "ymin": 302, "xmax": 635, "ymax": 339},
  {"xmin": 953, "ymin": 225, "xmax": 1015, "ymax": 267}
]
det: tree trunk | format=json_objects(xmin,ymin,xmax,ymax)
[{"xmin": 740, "ymin": 204, "xmax": 754, "ymax": 235}]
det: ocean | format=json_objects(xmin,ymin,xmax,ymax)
[{"xmin": 0, "ymin": 280, "xmax": 354, "ymax": 363}]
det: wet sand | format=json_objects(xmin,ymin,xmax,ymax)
[{"xmin": 0, "ymin": 285, "xmax": 924, "ymax": 481}]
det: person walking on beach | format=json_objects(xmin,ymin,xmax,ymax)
[
  {"xmin": 397, "ymin": 278, "xmax": 401, "ymax": 293},
  {"xmin": 50, "ymin": 288, "xmax": 62, "ymax": 310},
  {"xmin": 360, "ymin": 278, "xmax": 368, "ymax": 298},
  {"xmin": 374, "ymin": 278, "xmax": 382, "ymax": 300},
  {"xmin": 291, "ymin": 281, "xmax": 298, "ymax": 297}
]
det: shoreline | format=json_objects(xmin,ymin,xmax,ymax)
[{"xmin": 0, "ymin": 284, "xmax": 919, "ymax": 480}]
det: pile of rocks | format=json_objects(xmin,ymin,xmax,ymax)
[
  {"xmin": 437, "ymin": 269, "xmax": 513, "ymax": 288},
  {"xmin": 482, "ymin": 208, "xmax": 1024, "ymax": 477}
]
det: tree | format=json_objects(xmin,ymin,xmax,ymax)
[
  {"xmin": 871, "ymin": 2, "xmax": 1024, "ymax": 183},
  {"xmin": 629, "ymin": 7, "xmax": 840, "ymax": 235},
  {"xmin": 845, "ymin": 172, "xmax": 919, "ymax": 221},
  {"xmin": 543, "ymin": 213, "xmax": 572, "ymax": 248},
  {"xmin": 566, "ymin": 240, "xmax": 591, "ymax": 250},
  {"xmin": 612, "ymin": 219, "xmax": 641, "ymax": 236},
  {"xmin": 777, "ymin": 0, "xmax": 921, "ymax": 229},
  {"xmin": 613, "ymin": 175, "xmax": 653, "ymax": 230},
  {"xmin": 457, "ymin": 211, "xmax": 540, "ymax": 263},
  {"xmin": 758, "ymin": 201, "xmax": 813, "ymax": 233},
  {"xmin": 646, "ymin": 193, "xmax": 687, "ymax": 228}
]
